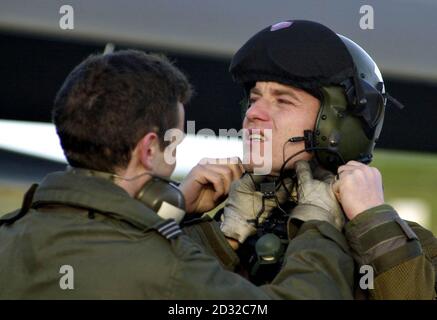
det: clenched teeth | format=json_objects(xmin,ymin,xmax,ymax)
[{"xmin": 248, "ymin": 134, "xmax": 265, "ymax": 142}]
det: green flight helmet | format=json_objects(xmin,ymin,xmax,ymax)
[
  {"xmin": 229, "ymin": 20, "xmax": 389, "ymax": 173},
  {"xmin": 314, "ymin": 35, "xmax": 386, "ymax": 172}
]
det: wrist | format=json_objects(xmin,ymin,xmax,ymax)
[
  {"xmin": 344, "ymin": 205, "xmax": 421, "ymax": 275},
  {"xmin": 345, "ymin": 200, "xmax": 385, "ymax": 220}
]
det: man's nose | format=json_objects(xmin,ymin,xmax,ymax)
[{"xmin": 245, "ymin": 98, "xmax": 270, "ymax": 122}]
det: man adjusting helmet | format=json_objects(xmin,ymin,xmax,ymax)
[{"xmin": 219, "ymin": 20, "xmax": 436, "ymax": 298}]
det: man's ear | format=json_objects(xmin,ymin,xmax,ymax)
[{"xmin": 137, "ymin": 132, "xmax": 161, "ymax": 171}]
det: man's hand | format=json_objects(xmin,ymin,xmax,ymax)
[
  {"xmin": 332, "ymin": 160, "xmax": 384, "ymax": 220},
  {"xmin": 290, "ymin": 160, "xmax": 345, "ymax": 231},
  {"xmin": 179, "ymin": 157, "xmax": 244, "ymax": 214},
  {"xmin": 220, "ymin": 173, "xmax": 294, "ymax": 244}
]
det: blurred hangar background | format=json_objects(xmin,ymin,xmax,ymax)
[{"xmin": 0, "ymin": 0, "xmax": 436, "ymax": 232}]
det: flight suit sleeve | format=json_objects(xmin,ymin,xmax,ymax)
[
  {"xmin": 344, "ymin": 204, "xmax": 436, "ymax": 299},
  {"xmin": 168, "ymin": 220, "xmax": 354, "ymax": 299}
]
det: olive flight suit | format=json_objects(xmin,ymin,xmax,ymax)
[{"xmin": 0, "ymin": 170, "xmax": 354, "ymax": 299}]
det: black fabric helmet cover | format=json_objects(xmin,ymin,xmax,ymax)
[{"xmin": 229, "ymin": 20, "xmax": 356, "ymax": 92}]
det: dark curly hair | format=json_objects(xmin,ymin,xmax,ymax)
[{"xmin": 52, "ymin": 49, "xmax": 192, "ymax": 172}]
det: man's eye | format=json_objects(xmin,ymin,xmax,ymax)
[
  {"xmin": 277, "ymin": 98, "xmax": 292, "ymax": 105},
  {"xmin": 249, "ymin": 97, "xmax": 258, "ymax": 104}
]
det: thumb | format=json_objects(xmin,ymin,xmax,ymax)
[
  {"xmin": 331, "ymin": 179, "xmax": 341, "ymax": 202},
  {"xmin": 295, "ymin": 160, "xmax": 313, "ymax": 186}
]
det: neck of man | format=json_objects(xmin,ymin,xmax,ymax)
[{"xmin": 114, "ymin": 164, "xmax": 152, "ymax": 198}]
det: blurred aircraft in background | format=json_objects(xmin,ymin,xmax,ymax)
[
  {"xmin": 0, "ymin": 119, "xmax": 243, "ymax": 178},
  {"xmin": 1, "ymin": 0, "xmax": 436, "ymax": 231}
]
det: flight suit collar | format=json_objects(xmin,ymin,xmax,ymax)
[{"xmin": 32, "ymin": 170, "xmax": 163, "ymax": 231}]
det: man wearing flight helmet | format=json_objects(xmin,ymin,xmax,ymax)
[{"xmin": 219, "ymin": 20, "xmax": 436, "ymax": 299}]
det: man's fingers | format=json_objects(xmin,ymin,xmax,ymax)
[
  {"xmin": 345, "ymin": 160, "xmax": 365, "ymax": 167},
  {"xmin": 225, "ymin": 160, "xmax": 244, "ymax": 181},
  {"xmin": 337, "ymin": 163, "xmax": 364, "ymax": 175},
  {"xmin": 199, "ymin": 170, "xmax": 226, "ymax": 201},
  {"xmin": 199, "ymin": 157, "xmax": 244, "ymax": 181},
  {"xmin": 204, "ymin": 165, "xmax": 234, "ymax": 195},
  {"xmin": 295, "ymin": 160, "xmax": 313, "ymax": 185},
  {"xmin": 224, "ymin": 157, "xmax": 244, "ymax": 180},
  {"xmin": 337, "ymin": 162, "xmax": 380, "ymax": 181},
  {"xmin": 231, "ymin": 157, "xmax": 246, "ymax": 179},
  {"xmin": 229, "ymin": 157, "xmax": 245, "ymax": 177}
]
